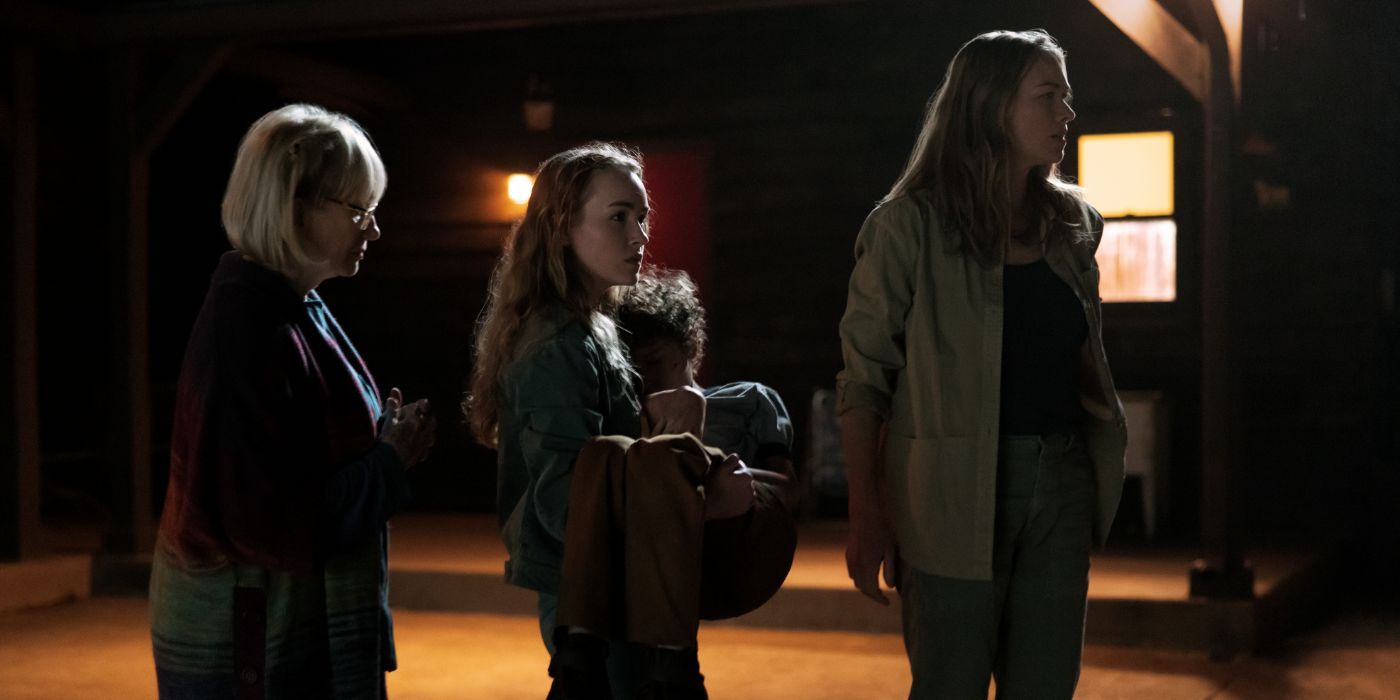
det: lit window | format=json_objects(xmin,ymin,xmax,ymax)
[
  {"xmin": 1079, "ymin": 131, "xmax": 1174, "ymax": 218},
  {"xmin": 1079, "ymin": 131, "xmax": 1176, "ymax": 303},
  {"xmin": 1098, "ymin": 219, "xmax": 1176, "ymax": 302}
]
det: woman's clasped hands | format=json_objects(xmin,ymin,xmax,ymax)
[{"xmin": 380, "ymin": 387, "xmax": 436, "ymax": 468}]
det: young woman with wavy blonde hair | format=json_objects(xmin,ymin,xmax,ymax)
[
  {"xmin": 469, "ymin": 143, "xmax": 753, "ymax": 699},
  {"xmin": 467, "ymin": 143, "xmax": 638, "ymax": 449},
  {"xmin": 838, "ymin": 30, "xmax": 1127, "ymax": 699}
]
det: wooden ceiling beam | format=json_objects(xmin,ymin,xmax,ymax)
[
  {"xmin": 8, "ymin": 0, "xmax": 860, "ymax": 45},
  {"xmin": 1088, "ymin": 0, "xmax": 1243, "ymax": 104},
  {"xmin": 1088, "ymin": 0, "xmax": 1208, "ymax": 102}
]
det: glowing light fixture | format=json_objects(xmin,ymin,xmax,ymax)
[
  {"xmin": 1078, "ymin": 131, "xmax": 1174, "ymax": 218},
  {"xmin": 507, "ymin": 174, "xmax": 534, "ymax": 205}
]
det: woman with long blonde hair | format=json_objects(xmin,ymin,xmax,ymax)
[
  {"xmin": 837, "ymin": 30, "xmax": 1127, "ymax": 698},
  {"xmin": 469, "ymin": 143, "xmax": 752, "ymax": 699}
]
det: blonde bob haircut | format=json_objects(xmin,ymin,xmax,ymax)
[
  {"xmin": 467, "ymin": 142, "xmax": 644, "ymax": 447},
  {"xmin": 221, "ymin": 103, "xmax": 387, "ymax": 273},
  {"xmin": 885, "ymin": 29, "xmax": 1088, "ymax": 265}
]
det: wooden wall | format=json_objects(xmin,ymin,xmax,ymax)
[{"xmin": 16, "ymin": 0, "xmax": 1399, "ymax": 547}]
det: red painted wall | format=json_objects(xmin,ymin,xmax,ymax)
[{"xmin": 640, "ymin": 148, "xmax": 711, "ymax": 298}]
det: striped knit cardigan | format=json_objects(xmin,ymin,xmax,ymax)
[{"xmin": 150, "ymin": 252, "xmax": 409, "ymax": 698}]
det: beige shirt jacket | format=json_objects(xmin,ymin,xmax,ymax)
[{"xmin": 836, "ymin": 191, "xmax": 1127, "ymax": 581}]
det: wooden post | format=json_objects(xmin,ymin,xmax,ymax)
[
  {"xmin": 1, "ymin": 45, "xmax": 44, "ymax": 560},
  {"xmin": 1188, "ymin": 0, "xmax": 1254, "ymax": 601},
  {"xmin": 102, "ymin": 49, "xmax": 155, "ymax": 554},
  {"xmin": 1088, "ymin": 0, "xmax": 1254, "ymax": 601},
  {"xmin": 102, "ymin": 45, "xmax": 229, "ymax": 554}
]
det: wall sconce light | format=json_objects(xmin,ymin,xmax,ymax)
[{"xmin": 507, "ymin": 174, "xmax": 534, "ymax": 205}]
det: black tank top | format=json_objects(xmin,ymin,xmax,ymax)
[{"xmin": 999, "ymin": 257, "xmax": 1088, "ymax": 435}]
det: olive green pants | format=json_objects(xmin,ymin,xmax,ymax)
[{"xmin": 898, "ymin": 432, "xmax": 1096, "ymax": 700}]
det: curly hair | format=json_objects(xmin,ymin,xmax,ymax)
[
  {"xmin": 618, "ymin": 266, "xmax": 708, "ymax": 372},
  {"xmin": 466, "ymin": 142, "xmax": 643, "ymax": 447}
]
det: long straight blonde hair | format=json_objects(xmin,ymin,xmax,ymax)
[
  {"xmin": 466, "ymin": 142, "xmax": 643, "ymax": 447},
  {"xmin": 885, "ymin": 29, "xmax": 1088, "ymax": 265}
]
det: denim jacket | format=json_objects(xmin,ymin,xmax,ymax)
[
  {"xmin": 496, "ymin": 307, "xmax": 642, "ymax": 593},
  {"xmin": 837, "ymin": 191, "xmax": 1127, "ymax": 581}
]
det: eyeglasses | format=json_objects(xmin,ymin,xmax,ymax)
[{"xmin": 326, "ymin": 198, "xmax": 378, "ymax": 231}]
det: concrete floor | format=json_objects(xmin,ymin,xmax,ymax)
[
  {"xmin": 381, "ymin": 514, "xmax": 1335, "ymax": 655},
  {"xmin": 2, "ymin": 597, "xmax": 1397, "ymax": 699},
  {"xmin": 387, "ymin": 514, "xmax": 1315, "ymax": 600}
]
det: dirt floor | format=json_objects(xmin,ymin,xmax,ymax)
[{"xmin": 1, "ymin": 597, "xmax": 1396, "ymax": 699}]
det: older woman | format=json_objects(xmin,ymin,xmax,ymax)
[{"xmin": 149, "ymin": 103, "xmax": 435, "ymax": 698}]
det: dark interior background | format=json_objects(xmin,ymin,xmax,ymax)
[{"xmin": 9, "ymin": 1, "xmax": 1399, "ymax": 580}]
